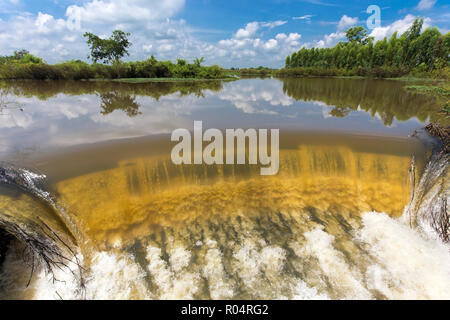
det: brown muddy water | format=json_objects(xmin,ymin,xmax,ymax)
[{"xmin": 0, "ymin": 77, "xmax": 449, "ymax": 300}]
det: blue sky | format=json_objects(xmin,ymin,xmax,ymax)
[{"xmin": 0, "ymin": 0, "xmax": 448, "ymax": 67}]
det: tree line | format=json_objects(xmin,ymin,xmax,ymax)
[
  {"xmin": 282, "ymin": 18, "xmax": 449, "ymax": 78},
  {"xmin": 0, "ymin": 30, "xmax": 228, "ymax": 80}
]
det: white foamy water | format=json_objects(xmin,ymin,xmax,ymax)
[{"xmin": 2, "ymin": 211, "xmax": 450, "ymax": 300}]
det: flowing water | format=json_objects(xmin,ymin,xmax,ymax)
[{"xmin": 0, "ymin": 77, "xmax": 448, "ymax": 300}]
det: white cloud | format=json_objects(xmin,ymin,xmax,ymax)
[
  {"xmin": 234, "ymin": 22, "xmax": 260, "ymax": 39},
  {"xmin": 0, "ymin": 0, "xmax": 194, "ymax": 63},
  {"xmin": 65, "ymin": 0, "xmax": 185, "ymax": 25},
  {"xmin": 264, "ymin": 39, "xmax": 278, "ymax": 51},
  {"xmin": 315, "ymin": 31, "xmax": 346, "ymax": 48},
  {"xmin": 217, "ymin": 24, "xmax": 302, "ymax": 66},
  {"xmin": 143, "ymin": 44, "xmax": 153, "ymax": 53},
  {"xmin": 303, "ymin": 0, "xmax": 338, "ymax": 6},
  {"xmin": 415, "ymin": 0, "xmax": 437, "ymax": 11},
  {"xmin": 261, "ymin": 20, "xmax": 287, "ymax": 29},
  {"xmin": 337, "ymin": 15, "xmax": 358, "ymax": 31},
  {"xmin": 212, "ymin": 20, "xmax": 302, "ymax": 66},
  {"xmin": 0, "ymin": 1, "xmax": 388, "ymax": 68},
  {"xmin": 305, "ymin": 14, "xmax": 355, "ymax": 48},
  {"xmin": 293, "ymin": 15, "xmax": 314, "ymax": 20},
  {"xmin": 369, "ymin": 14, "xmax": 431, "ymax": 41}
]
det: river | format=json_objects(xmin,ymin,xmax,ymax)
[{"xmin": 0, "ymin": 77, "xmax": 448, "ymax": 300}]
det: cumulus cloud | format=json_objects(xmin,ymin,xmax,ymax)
[
  {"xmin": 307, "ymin": 13, "xmax": 435, "ymax": 49},
  {"xmin": 415, "ymin": 0, "xmax": 437, "ymax": 11},
  {"xmin": 218, "ymin": 23, "xmax": 301, "ymax": 66},
  {"xmin": 234, "ymin": 22, "xmax": 260, "ymax": 39},
  {"xmin": 304, "ymin": 15, "xmax": 355, "ymax": 48},
  {"xmin": 65, "ymin": 0, "xmax": 185, "ymax": 25},
  {"xmin": 0, "ymin": 0, "xmax": 301, "ymax": 67},
  {"xmin": 369, "ymin": 14, "xmax": 431, "ymax": 41},
  {"xmin": 337, "ymin": 15, "xmax": 358, "ymax": 31},
  {"xmin": 304, "ymin": 14, "xmax": 358, "ymax": 49},
  {"xmin": 0, "ymin": 0, "xmax": 203, "ymax": 64},
  {"xmin": 0, "ymin": 0, "xmax": 446, "ymax": 68},
  {"xmin": 314, "ymin": 32, "xmax": 345, "ymax": 48}
]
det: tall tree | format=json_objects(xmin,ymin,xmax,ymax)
[
  {"xmin": 84, "ymin": 30, "xmax": 131, "ymax": 64},
  {"xmin": 346, "ymin": 27, "xmax": 371, "ymax": 45}
]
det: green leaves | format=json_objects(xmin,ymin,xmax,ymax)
[
  {"xmin": 285, "ymin": 18, "xmax": 449, "ymax": 78},
  {"xmin": 194, "ymin": 57, "xmax": 205, "ymax": 67},
  {"xmin": 83, "ymin": 30, "xmax": 131, "ymax": 64},
  {"xmin": 345, "ymin": 26, "xmax": 371, "ymax": 45}
]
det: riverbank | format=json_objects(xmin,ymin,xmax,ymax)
[
  {"xmin": 274, "ymin": 66, "xmax": 450, "ymax": 80},
  {"xmin": 0, "ymin": 58, "xmax": 230, "ymax": 81}
]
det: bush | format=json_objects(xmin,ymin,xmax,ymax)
[{"xmin": 0, "ymin": 53, "xmax": 229, "ymax": 80}]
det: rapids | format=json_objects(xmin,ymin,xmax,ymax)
[{"xmin": 0, "ymin": 134, "xmax": 448, "ymax": 300}]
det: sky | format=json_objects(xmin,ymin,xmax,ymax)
[{"xmin": 0, "ymin": 0, "xmax": 448, "ymax": 67}]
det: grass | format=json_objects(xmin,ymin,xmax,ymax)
[
  {"xmin": 404, "ymin": 84, "xmax": 450, "ymax": 97},
  {"xmin": 387, "ymin": 76, "xmax": 446, "ymax": 82}
]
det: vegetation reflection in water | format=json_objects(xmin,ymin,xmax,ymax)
[{"xmin": 0, "ymin": 77, "xmax": 445, "ymax": 127}]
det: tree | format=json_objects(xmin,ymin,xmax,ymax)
[
  {"xmin": 177, "ymin": 58, "xmax": 187, "ymax": 66},
  {"xmin": 194, "ymin": 57, "xmax": 205, "ymax": 67},
  {"xmin": 346, "ymin": 27, "xmax": 371, "ymax": 45},
  {"xmin": 405, "ymin": 18, "xmax": 424, "ymax": 43},
  {"xmin": 285, "ymin": 55, "xmax": 291, "ymax": 68},
  {"xmin": 13, "ymin": 49, "xmax": 30, "ymax": 60},
  {"xmin": 83, "ymin": 30, "xmax": 131, "ymax": 64}
]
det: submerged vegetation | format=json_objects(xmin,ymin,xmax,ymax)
[{"xmin": 281, "ymin": 18, "xmax": 449, "ymax": 79}]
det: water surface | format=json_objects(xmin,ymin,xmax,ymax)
[{"xmin": 1, "ymin": 77, "xmax": 449, "ymax": 300}]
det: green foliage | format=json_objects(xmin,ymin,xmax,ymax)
[
  {"xmin": 0, "ymin": 49, "xmax": 43, "ymax": 65},
  {"xmin": 405, "ymin": 84, "xmax": 450, "ymax": 98},
  {"xmin": 239, "ymin": 67, "xmax": 274, "ymax": 76},
  {"xmin": 284, "ymin": 18, "xmax": 449, "ymax": 79},
  {"xmin": 346, "ymin": 27, "xmax": 372, "ymax": 45},
  {"xmin": 13, "ymin": 50, "xmax": 30, "ymax": 60},
  {"xmin": 0, "ymin": 54, "xmax": 228, "ymax": 80},
  {"xmin": 83, "ymin": 30, "xmax": 131, "ymax": 64},
  {"xmin": 194, "ymin": 57, "xmax": 205, "ymax": 67}
]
